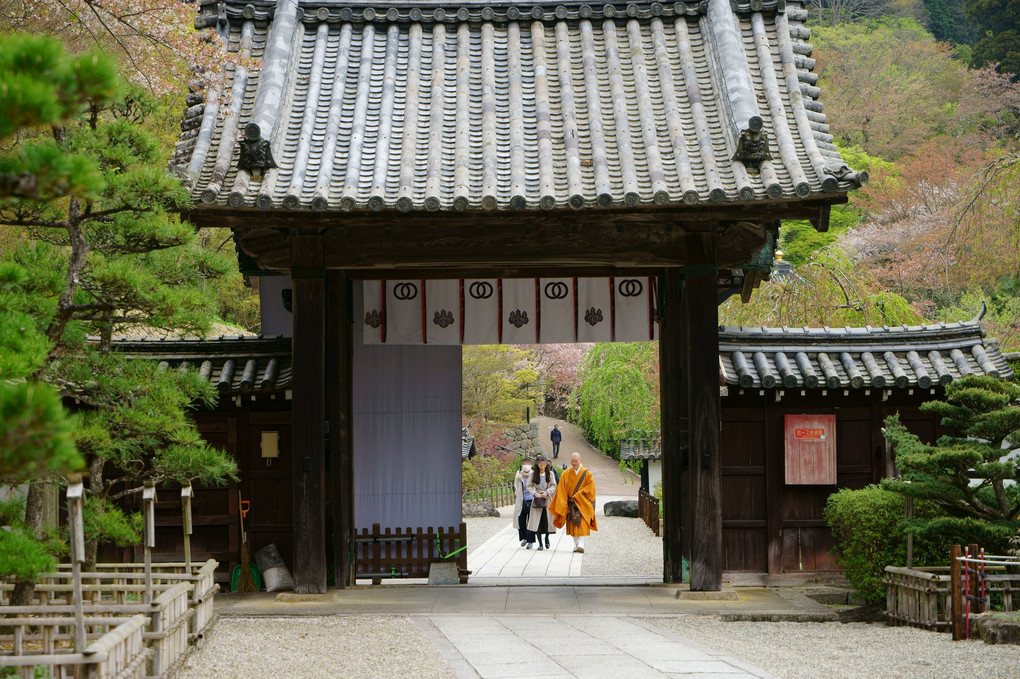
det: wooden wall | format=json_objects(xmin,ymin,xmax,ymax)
[
  {"xmin": 720, "ymin": 390, "xmax": 941, "ymax": 574},
  {"xmin": 116, "ymin": 388, "xmax": 942, "ymax": 581}
]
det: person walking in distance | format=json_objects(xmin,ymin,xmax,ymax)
[
  {"xmin": 550, "ymin": 424, "xmax": 562, "ymax": 459},
  {"xmin": 551, "ymin": 452, "xmax": 597, "ymax": 553},
  {"xmin": 527, "ymin": 455, "xmax": 557, "ymax": 550},
  {"xmin": 513, "ymin": 458, "xmax": 536, "ymax": 548}
]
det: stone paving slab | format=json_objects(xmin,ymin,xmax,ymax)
[{"xmin": 422, "ymin": 614, "xmax": 778, "ymax": 679}]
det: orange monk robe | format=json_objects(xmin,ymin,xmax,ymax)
[{"xmin": 551, "ymin": 465, "xmax": 598, "ymax": 536}]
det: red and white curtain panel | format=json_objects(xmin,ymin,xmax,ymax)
[{"xmin": 362, "ymin": 277, "xmax": 658, "ymax": 345}]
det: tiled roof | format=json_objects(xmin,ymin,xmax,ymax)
[
  {"xmin": 719, "ymin": 321, "xmax": 1014, "ymax": 390},
  {"xmin": 177, "ymin": 0, "xmax": 865, "ymax": 213},
  {"xmin": 112, "ymin": 321, "xmax": 1013, "ymax": 396},
  {"xmin": 112, "ymin": 335, "xmax": 293, "ymax": 395}
]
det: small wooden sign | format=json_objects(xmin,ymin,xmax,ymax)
[{"xmin": 784, "ymin": 414, "xmax": 837, "ymax": 485}]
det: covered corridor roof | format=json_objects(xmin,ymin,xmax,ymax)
[
  {"xmin": 112, "ymin": 320, "xmax": 1013, "ymax": 395},
  {"xmin": 177, "ymin": 0, "xmax": 866, "ymax": 214}
]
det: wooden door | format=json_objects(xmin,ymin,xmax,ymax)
[{"xmin": 720, "ymin": 409, "xmax": 768, "ymax": 571}]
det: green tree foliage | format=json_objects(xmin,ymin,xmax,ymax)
[
  {"xmin": 812, "ymin": 19, "xmax": 968, "ymax": 160},
  {"xmin": 720, "ymin": 246, "xmax": 922, "ymax": 328},
  {"xmin": 923, "ymin": 0, "xmax": 979, "ymax": 45},
  {"xmin": 825, "ymin": 485, "xmax": 951, "ymax": 604},
  {"xmin": 461, "ymin": 455, "xmax": 519, "ymax": 492},
  {"xmin": 968, "ymin": 0, "xmax": 1020, "ymax": 76},
  {"xmin": 0, "ymin": 35, "xmax": 237, "ymax": 581},
  {"xmin": 575, "ymin": 343, "xmax": 659, "ymax": 459},
  {"xmin": 0, "ymin": 495, "xmax": 62, "ymax": 580},
  {"xmin": 462, "ymin": 345, "xmax": 540, "ymax": 425},
  {"xmin": 882, "ymin": 376, "xmax": 1020, "ymax": 550}
]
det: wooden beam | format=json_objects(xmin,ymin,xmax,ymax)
[
  {"xmin": 326, "ymin": 271, "xmax": 354, "ymax": 588},
  {"xmin": 291, "ymin": 236, "xmax": 326, "ymax": 594},
  {"xmin": 230, "ymin": 220, "xmax": 774, "ymax": 272},
  {"xmin": 684, "ymin": 233, "xmax": 723, "ymax": 591},
  {"xmin": 659, "ymin": 267, "xmax": 688, "ymax": 583},
  {"xmin": 186, "ymin": 197, "xmax": 846, "ymax": 234}
]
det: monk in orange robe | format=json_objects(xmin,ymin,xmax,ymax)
[{"xmin": 551, "ymin": 452, "xmax": 597, "ymax": 553}]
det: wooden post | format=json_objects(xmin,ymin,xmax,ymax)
[
  {"xmin": 67, "ymin": 478, "xmax": 86, "ymax": 653},
  {"xmin": 684, "ymin": 232, "xmax": 722, "ymax": 591},
  {"xmin": 327, "ymin": 270, "xmax": 354, "ymax": 589},
  {"xmin": 950, "ymin": 544, "xmax": 963, "ymax": 640},
  {"xmin": 142, "ymin": 480, "xmax": 157, "ymax": 604},
  {"xmin": 659, "ymin": 267, "xmax": 688, "ymax": 583},
  {"xmin": 181, "ymin": 482, "xmax": 193, "ymax": 573},
  {"xmin": 292, "ymin": 249, "xmax": 327, "ymax": 594}
]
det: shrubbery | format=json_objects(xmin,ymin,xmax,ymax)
[
  {"xmin": 461, "ymin": 454, "xmax": 519, "ymax": 492},
  {"xmin": 824, "ymin": 485, "xmax": 952, "ymax": 605}
]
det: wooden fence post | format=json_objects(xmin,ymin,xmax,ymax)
[
  {"xmin": 950, "ymin": 544, "xmax": 963, "ymax": 640},
  {"xmin": 67, "ymin": 477, "xmax": 86, "ymax": 653},
  {"xmin": 142, "ymin": 481, "xmax": 157, "ymax": 605},
  {"xmin": 181, "ymin": 482, "xmax": 193, "ymax": 574}
]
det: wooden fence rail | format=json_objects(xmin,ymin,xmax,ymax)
[
  {"xmin": 0, "ymin": 613, "xmax": 150, "ymax": 679},
  {"xmin": 885, "ymin": 547, "xmax": 1020, "ymax": 638},
  {"xmin": 354, "ymin": 523, "xmax": 469, "ymax": 585},
  {"xmin": 884, "ymin": 566, "xmax": 951, "ymax": 631},
  {"xmin": 1, "ymin": 582, "xmax": 192, "ymax": 678},
  {"xmin": 462, "ymin": 484, "xmax": 515, "ymax": 508},
  {"xmin": 638, "ymin": 489, "xmax": 661, "ymax": 537}
]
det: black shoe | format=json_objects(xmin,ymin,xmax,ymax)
[{"xmin": 545, "ymin": 537, "xmax": 551, "ymax": 549}]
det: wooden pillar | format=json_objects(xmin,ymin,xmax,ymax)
[
  {"xmin": 291, "ymin": 237, "xmax": 326, "ymax": 594},
  {"xmin": 659, "ymin": 267, "xmax": 688, "ymax": 583},
  {"xmin": 326, "ymin": 270, "xmax": 354, "ymax": 588},
  {"xmin": 684, "ymin": 232, "xmax": 723, "ymax": 591}
]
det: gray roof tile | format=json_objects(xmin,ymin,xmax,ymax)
[{"xmin": 178, "ymin": 0, "xmax": 864, "ymax": 212}]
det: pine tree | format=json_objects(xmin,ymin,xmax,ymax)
[
  {"xmin": 0, "ymin": 34, "xmax": 238, "ymax": 590},
  {"xmin": 882, "ymin": 375, "xmax": 1020, "ymax": 549}
]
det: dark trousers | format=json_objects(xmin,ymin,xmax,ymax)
[
  {"xmin": 552, "ymin": 441, "xmax": 560, "ymax": 457},
  {"xmin": 518, "ymin": 501, "xmax": 535, "ymax": 543}
]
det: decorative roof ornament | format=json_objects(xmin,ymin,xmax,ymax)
[
  {"xmin": 733, "ymin": 119, "xmax": 772, "ymax": 169},
  {"xmin": 237, "ymin": 124, "xmax": 277, "ymax": 175}
]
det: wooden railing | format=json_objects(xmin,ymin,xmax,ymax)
[
  {"xmin": 462, "ymin": 483, "xmax": 515, "ymax": 508},
  {"xmin": 885, "ymin": 547, "xmax": 1020, "ymax": 637},
  {"xmin": 884, "ymin": 566, "xmax": 951, "ymax": 631},
  {"xmin": 638, "ymin": 489, "xmax": 661, "ymax": 537},
  {"xmin": 1, "ymin": 582, "xmax": 192, "ymax": 678},
  {"xmin": 1, "ymin": 561, "xmax": 217, "ymax": 678},
  {"xmin": 0, "ymin": 613, "xmax": 150, "ymax": 679},
  {"xmin": 354, "ymin": 523, "xmax": 469, "ymax": 585}
]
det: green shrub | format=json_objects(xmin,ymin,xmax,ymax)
[
  {"xmin": 461, "ymin": 455, "xmax": 518, "ymax": 492},
  {"xmin": 824, "ymin": 485, "xmax": 951, "ymax": 605}
]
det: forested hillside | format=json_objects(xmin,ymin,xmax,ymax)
[{"xmin": 723, "ymin": 7, "xmax": 1020, "ymax": 349}]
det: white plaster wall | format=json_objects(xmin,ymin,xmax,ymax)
[{"xmin": 258, "ymin": 275, "xmax": 292, "ymax": 337}]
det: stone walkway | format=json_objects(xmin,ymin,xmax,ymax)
[{"xmin": 419, "ymin": 614, "xmax": 775, "ymax": 679}]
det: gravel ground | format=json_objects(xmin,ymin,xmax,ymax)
[
  {"xmin": 465, "ymin": 515, "xmax": 512, "ymax": 552},
  {"xmin": 179, "ymin": 616, "xmax": 454, "ymax": 679},
  {"xmin": 579, "ymin": 514, "xmax": 662, "ymax": 577},
  {"xmin": 644, "ymin": 616, "xmax": 1020, "ymax": 679}
]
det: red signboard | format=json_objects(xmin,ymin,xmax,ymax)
[{"xmin": 784, "ymin": 414, "xmax": 836, "ymax": 485}]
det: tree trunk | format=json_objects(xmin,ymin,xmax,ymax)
[
  {"xmin": 44, "ymin": 198, "xmax": 87, "ymax": 349},
  {"xmin": 9, "ymin": 483, "xmax": 49, "ymax": 605},
  {"xmin": 85, "ymin": 457, "xmax": 105, "ymax": 570}
]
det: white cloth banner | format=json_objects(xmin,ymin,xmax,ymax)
[
  {"xmin": 614, "ymin": 276, "xmax": 654, "ymax": 342},
  {"xmin": 538, "ymin": 278, "xmax": 575, "ymax": 343},
  {"xmin": 577, "ymin": 277, "xmax": 613, "ymax": 342},
  {"xmin": 463, "ymin": 279, "xmax": 499, "ymax": 345},
  {"xmin": 362, "ymin": 280, "xmax": 383, "ymax": 344},
  {"xmin": 384, "ymin": 279, "xmax": 425, "ymax": 345},
  {"xmin": 425, "ymin": 280, "xmax": 461, "ymax": 345},
  {"xmin": 501, "ymin": 278, "xmax": 538, "ymax": 344},
  {"xmin": 362, "ymin": 276, "xmax": 658, "ymax": 345}
]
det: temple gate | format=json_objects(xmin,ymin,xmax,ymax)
[{"xmin": 177, "ymin": 0, "xmax": 867, "ymax": 592}]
